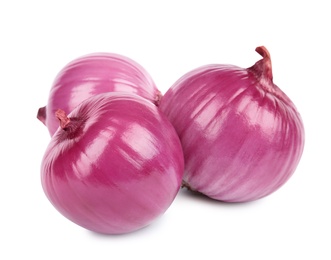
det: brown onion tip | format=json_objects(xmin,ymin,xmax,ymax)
[
  {"xmin": 255, "ymin": 46, "xmax": 271, "ymax": 60},
  {"xmin": 37, "ymin": 106, "xmax": 47, "ymax": 125},
  {"xmin": 55, "ymin": 109, "xmax": 71, "ymax": 129},
  {"xmin": 250, "ymin": 46, "xmax": 273, "ymax": 82},
  {"xmin": 154, "ymin": 91, "xmax": 163, "ymax": 107}
]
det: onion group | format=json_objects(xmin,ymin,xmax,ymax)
[
  {"xmin": 39, "ymin": 46, "xmax": 305, "ymax": 235},
  {"xmin": 41, "ymin": 92, "xmax": 184, "ymax": 234},
  {"xmin": 37, "ymin": 52, "xmax": 161, "ymax": 136},
  {"xmin": 159, "ymin": 46, "xmax": 305, "ymax": 202}
]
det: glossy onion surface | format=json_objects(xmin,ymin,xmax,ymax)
[
  {"xmin": 38, "ymin": 52, "xmax": 161, "ymax": 136},
  {"xmin": 159, "ymin": 46, "xmax": 304, "ymax": 202},
  {"xmin": 41, "ymin": 92, "xmax": 184, "ymax": 234}
]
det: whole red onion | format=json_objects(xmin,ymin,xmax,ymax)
[
  {"xmin": 41, "ymin": 92, "xmax": 184, "ymax": 234},
  {"xmin": 159, "ymin": 46, "xmax": 305, "ymax": 203},
  {"xmin": 37, "ymin": 52, "xmax": 161, "ymax": 136}
]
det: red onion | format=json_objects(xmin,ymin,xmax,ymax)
[
  {"xmin": 37, "ymin": 52, "xmax": 161, "ymax": 136},
  {"xmin": 41, "ymin": 92, "xmax": 184, "ymax": 234},
  {"xmin": 159, "ymin": 46, "xmax": 305, "ymax": 203}
]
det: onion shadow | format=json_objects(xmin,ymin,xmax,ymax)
[{"xmin": 177, "ymin": 187, "xmax": 264, "ymax": 208}]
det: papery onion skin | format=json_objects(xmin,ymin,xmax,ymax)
[
  {"xmin": 38, "ymin": 52, "xmax": 161, "ymax": 136},
  {"xmin": 41, "ymin": 92, "xmax": 184, "ymax": 234},
  {"xmin": 159, "ymin": 46, "xmax": 305, "ymax": 203}
]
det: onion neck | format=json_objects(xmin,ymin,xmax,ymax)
[
  {"xmin": 55, "ymin": 109, "xmax": 83, "ymax": 139},
  {"xmin": 247, "ymin": 46, "xmax": 293, "ymax": 105},
  {"xmin": 248, "ymin": 46, "xmax": 273, "ymax": 83},
  {"xmin": 56, "ymin": 109, "xmax": 71, "ymax": 129},
  {"xmin": 37, "ymin": 106, "xmax": 47, "ymax": 125}
]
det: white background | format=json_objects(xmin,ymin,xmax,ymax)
[{"xmin": 1, "ymin": 1, "xmax": 330, "ymax": 259}]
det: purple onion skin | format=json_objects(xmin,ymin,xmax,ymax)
[
  {"xmin": 159, "ymin": 46, "xmax": 305, "ymax": 203},
  {"xmin": 41, "ymin": 92, "xmax": 184, "ymax": 234},
  {"xmin": 38, "ymin": 53, "xmax": 161, "ymax": 136}
]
